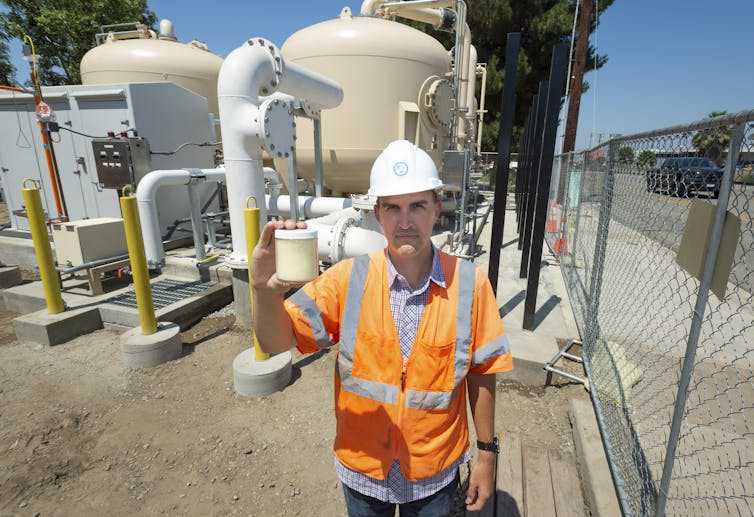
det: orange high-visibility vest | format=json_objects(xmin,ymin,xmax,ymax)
[{"xmin": 285, "ymin": 249, "xmax": 512, "ymax": 481}]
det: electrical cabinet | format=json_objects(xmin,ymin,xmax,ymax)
[{"xmin": 51, "ymin": 217, "xmax": 128, "ymax": 267}]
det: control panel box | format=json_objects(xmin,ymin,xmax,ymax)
[
  {"xmin": 92, "ymin": 137, "xmax": 150, "ymax": 189},
  {"xmin": 52, "ymin": 217, "xmax": 128, "ymax": 267}
]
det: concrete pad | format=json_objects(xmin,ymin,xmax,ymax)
[
  {"xmin": 570, "ymin": 398, "xmax": 622, "ymax": 517},
  {"xmin": 233, "ymin": 348, "xmax": 292, "ymax": 397},
  {"xmin": 3, "ymin": 281, "xmax": 50, "ymax": 314},
  {"xmin": 0, "ymin": 266, "xmax": 22, "ymax": 288},
  {"xmin": 13, "ymin": 306, "xmax": 103, "ymax": 346},
  {"xmin": 120, "ymin": 322, "xmax": 182, "ymax": 369},
  {"xmin": 0, "ymin": 234, "xmax": 36, "ymax": 266}
]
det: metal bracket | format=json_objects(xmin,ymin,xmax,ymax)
[{"xmin": 544, "ymin": 339, "xmax": 586, "ymax": 386}]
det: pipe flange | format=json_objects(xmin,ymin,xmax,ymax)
[
  {"xmin": 329, "ymin": 216, "xmax": 357, "ymax": 263},
  {"xmin": 350, "ymin": 194, "xmax": 377, "ymax": 211},
  {"xmin": 259, "ymin": 98, "xmax": 296, "ymax": 159},
  {"xmin": 224, "ymin": 252, "xmax": 248, "ymax": 269},
  {"xmin": 245, "ymin": 37, "xmax": 283, "ymax": 96}
]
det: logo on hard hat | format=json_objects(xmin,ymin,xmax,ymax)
[{"xmin": 393, "ymin": 162, "xmax": 409, "ymax": 176}]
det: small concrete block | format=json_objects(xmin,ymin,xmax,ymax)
[
  {"xmin": 2, "ymin": 281, "xmax": 48, "ymax": 314},
  {"xmin": 120, "ymin": 322, "xmax": 182, "ymax": 369},
  {"xmin": 233, "ymin": 348, "xmax": 292, "ymax": 397},
  {"xmin": 0, "ymin": 266, "xmax": 22, "ymax": 288},
  {"xmin": 13, "ymin": 306, "xmax": 103, "ymax": 346}
]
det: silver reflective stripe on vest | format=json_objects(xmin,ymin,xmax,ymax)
[
  {"xmin": 337, "ymin": 255, "xmax": 401, "ymax": 403},
  {"xmin": 288, "ymin": 288, "xmax": 332, "ymax": 349},
  {"xmin": 472, "ymin": 334, "xmax": 511, "ymax": 367},
  {"xmin": 337, "ymin": 354, "xmax": 399, "ymax": 405},
  {"xmin": 405, "ymin": 260, "xmax": 475, "ymax": 410}
]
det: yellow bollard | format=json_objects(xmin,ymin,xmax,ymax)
[
  {"xmin": 245, "ymin": 195, "xmax": 269, "ymax": 361},
  {"xmin": 120, "ymin": 186, "xmax": 157, "ymax": 336},
  {"xmin": 21, "ymin": 178, "xmax": 64, "ymax": 314}
]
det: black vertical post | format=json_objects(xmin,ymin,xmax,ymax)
[
  {"xmin": 523, "ymin": 41, "xmax": 568, "ymax": 330},
  {"xmin": 515, "ymin": 113, "xmax": 531, "ymax": 227},
  {"xmin": 487, "ymin": 32, "xmax": 521, "ymax": 294},
  {"xmin": 517, "ymin": 103, "xmax": 537, "ymax": 243},
  {"xmin": 518, "ymin": 81, "xmax": 548, "ymax": 274}
]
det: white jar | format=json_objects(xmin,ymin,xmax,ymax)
[{"xmin": 274, "ymin": 228, "xmax": 319, "ymax": 283}]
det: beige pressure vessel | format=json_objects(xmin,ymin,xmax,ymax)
[
  {"xmin": 281, "ymin": 7, "xmax": 453, "ymax": 194},
  {"xmin": 80, "ymin": 20, "xmax": 224, "ymax": 120}
]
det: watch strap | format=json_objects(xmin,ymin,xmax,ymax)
[{"xmin": 477, "ymin": 436, "xmax": 500, "ymax": 453}]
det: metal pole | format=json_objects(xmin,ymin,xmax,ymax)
[
  {"xmin": 456, "ymin": 148, "xmax": 470, "ymax": 253},
  {"xmin": 187, "ymin": 182, "xmax": 206, "ymax": 262},
  {"xmin": 523, "ymin": 42, "xmax": 568, "ymax": 330},
  {"xmin": 21, "ymin": 178, "xmax": 64, "ymax": 314},
  {"xmin": 120, "ymin": 186, "xmax": 157, "ymax": 335},
  {"xmin": 655, "ymin": 123, "xmax": 745, "ymax": 517},
  {"xmin": 313, "ymin": 118, "xmax": 324, "ymax": 197},
  {"xmin": 487, "ymin": 32, "xmax": 520, "ymax": 293},
  {"xmin": 287, "ymin": 149, "xmax": 300, "ymax": 221},
  {"xmin": 517, "ymin": 108, "xmax": 534, "ymax": 243},
  {"xmin": 519, "ymin": 81, "xmax": 548, "ymax": 277},
  {"xmin": 244, "ymin": 195, "xmax": 270, "ymax": 362}
]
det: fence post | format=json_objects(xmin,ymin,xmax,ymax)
[
  {"xmin": 584, "ymin": 141, "xmax": 618, "ymax": 347},
  {"xmin": 487, "ymin": 32, "xmax": 521, "ymax": 293},
  {"xmin": 655, "ymin": 122, "xmax": 746, "ymax": 517}
]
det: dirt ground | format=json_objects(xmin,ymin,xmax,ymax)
[{"xmin": 0, "ymin": 288, "xmax": 588, "ymax": 516}]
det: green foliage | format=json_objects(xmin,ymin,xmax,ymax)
[
  {"xmin": 617, "ymin": 146, "xmax": 634, "ymax": 164},
  {"xmin": 0, "ymin": 37, "xmax": 14, "ymax": 85},
  {"xmin": 414, "ymin": 0, "xmax": 613, "ymax": 152},
  {"xmin": 636, "ymin": 150, "xmax": 657, "ymax": 169},
  {"xmin": 0, "ymin": 0, "xmax": 156, "ymax": 85},
  {"xmin": 692, "ymin": 110, "xmax": 731, "ymax": 164}
]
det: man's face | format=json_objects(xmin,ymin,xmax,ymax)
[{"xmin": 374, "ymin": 190, "xmax": 441, "ymax": 259}]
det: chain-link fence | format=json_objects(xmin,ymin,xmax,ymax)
[{"xmin": 547, "ymin": 110, "xmax": 754, "ymax": 516}]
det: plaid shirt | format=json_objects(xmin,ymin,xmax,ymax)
[{"xmin": 335, "ymin": 247, "xmax": 470, "ymax": 503}]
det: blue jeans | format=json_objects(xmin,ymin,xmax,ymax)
[{"xmin": 342, "ymin": 472, "xmax": 459, "ymax": 517}]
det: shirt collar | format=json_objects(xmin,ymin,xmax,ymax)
[{"xmin": 386, "ymin": 245, "xmax": 446, "ymax": 290}]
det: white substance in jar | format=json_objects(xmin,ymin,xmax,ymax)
[{"xmin": 274, "ymin": 228, "xmax": 319, "ymax": 283}]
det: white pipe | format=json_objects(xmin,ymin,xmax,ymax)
[
  {"xmin": 136, "ymin": 167, "xmax": 226, "ymax": 268},
  {"xmin": 464, "ymin": 43, "xmax": 478, "ymax": 144},
  {"xmin": 266, "ymin": 194, "xmax": 351, "ymax": 218},
  {"xmin": 217, "ymin": 38, "xmax": 343, "ymax": 268},
  {"xmin": 306, "ymin": 217, "xmax": 387, "ymax": 263},
  {"xmin": 476, "ymin": 63, "xmax": 487, "ymax": 155}
]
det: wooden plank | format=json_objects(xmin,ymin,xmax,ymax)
[
  {"xmin": 548, "ymin": 448, "xmax": 585, "ymax": 517},
  {"xmin": 497, "ymin": 434, "xmax": 523, "ymax": 517},
  {"xmin": 523, "ymin": 443, "xmax": 556, "ymax": 517}
]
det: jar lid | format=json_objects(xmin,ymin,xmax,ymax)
[{"xmin": 275, "ymin": 228, "xmax": 318, "ymax": 240}]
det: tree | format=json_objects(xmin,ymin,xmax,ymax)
[
  {"xmin": 0, "ymin": 36, "xmax": 14, "ymax": 85},
  {"xmin": 0, "ymin": 0, "xmax": 156, "ymax": 85},
  {"xmin": 692, "ymin": 110, "xmax": 730, "ymax": 165},
  {"xmin": 414, "ymin": 0, "xmax": 613, "ymax": 152},
  {"xmin": 636, "ymin": 150, "xmax": 657, "ymax": 170},
  {"xmin": 617, "ymin": 146, "xmax": 634, "ymax": 164}
]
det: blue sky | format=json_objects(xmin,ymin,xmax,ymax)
[{"xmin": 6, "ymin": 0, "xmax": 753, "ymax": 150}]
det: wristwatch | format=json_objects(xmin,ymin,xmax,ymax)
[{"xmin": 477, "ymin": 436, "xmax": 500, "ymax": 453}]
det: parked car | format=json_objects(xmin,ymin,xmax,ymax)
[{"xmin": 646, "ymin": 157, "xmax": 723, "ymax": 198}]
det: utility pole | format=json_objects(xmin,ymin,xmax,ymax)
[{"xmin": 563, "ymin": 0, "xmax": 593, "ymax": 153}]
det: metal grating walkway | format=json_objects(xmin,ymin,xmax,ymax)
[{"xmin": 106, "ymin": 279, "xmax": 212, "ymax": 310}]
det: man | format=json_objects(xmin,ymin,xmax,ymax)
[{"xmin": 251, "ymin": 140, "xmax": 512, "ymax": 516}]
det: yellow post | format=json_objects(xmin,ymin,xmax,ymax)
[
  {"xmin": 245, "ymin": 196, "xmax": 269, "ymax": 361},
  {"xmin": 21, "ymin": 178, "xmax": 64, "ymax": 314},
  {"xmin": 120, "ymin": 186, "xmax": 157, "ymax": 336}
]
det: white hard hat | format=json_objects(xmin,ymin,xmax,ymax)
[{"xmin": 367, "ymin": 140, "xmax": 444, "ymax": 197}]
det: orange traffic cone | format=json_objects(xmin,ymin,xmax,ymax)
[
  {"xmin": 546, "ymin": 202, "xmax": 558, "ymax": 233},
  {"xmin": 553, "ymin": 217, "xmax": 568, "ymax": 254}
]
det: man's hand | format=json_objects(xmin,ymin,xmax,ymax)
[
  {"xmin": 465, "ymin": 450, "xmax": 496, "ymax": 511},
  {"xmin": 251, "ymin": 219, "xmax": 308, "ymax": 292}
]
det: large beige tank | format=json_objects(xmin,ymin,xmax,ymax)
[
  {"xmin": 281, "ymin": 7, "xmax": 453, "ymax": 194},
  {"xmin": 80, "ymin": 20, "xmax": 224, "ymax": 120}
]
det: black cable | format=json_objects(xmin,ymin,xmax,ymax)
[
  {"xmin": 150, "ymin": 141, "xmax": 222, "ymax": 156},
  {"xmin": 58, "ymin": 126, "xmax": 109, "ymax": 139}
]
